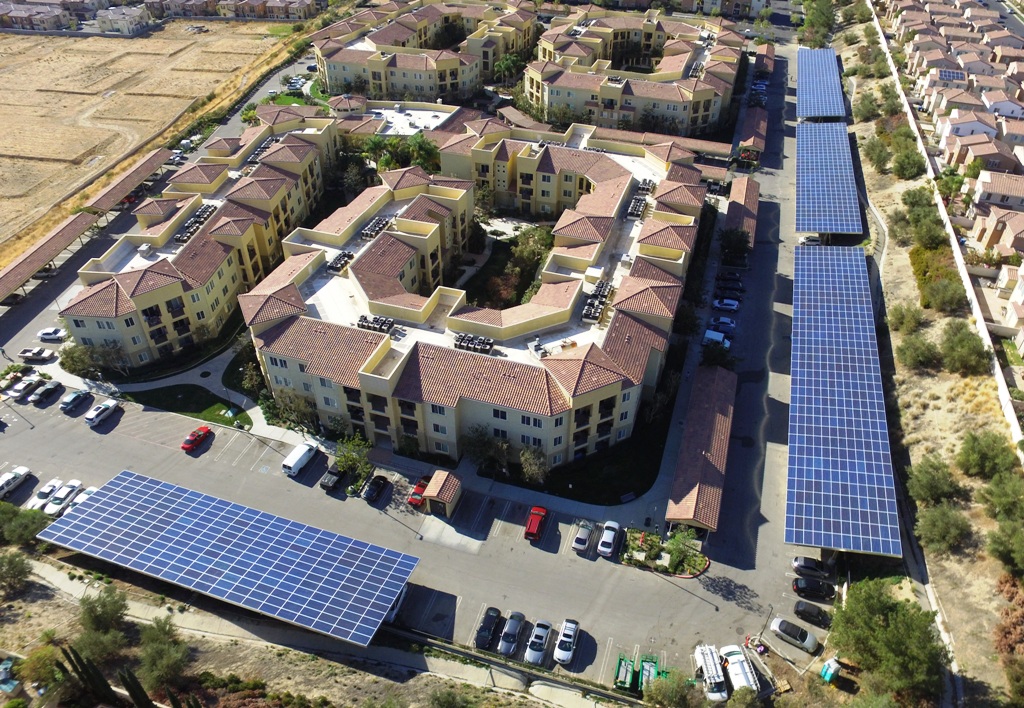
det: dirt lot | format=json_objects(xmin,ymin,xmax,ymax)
[
  {"xmin": 836, "ymin": 19, "xmax": 1013, "ymax": 704},
  {"xmin": 0, "ymin": 21, "xmax": 285, "ymax": 258}
]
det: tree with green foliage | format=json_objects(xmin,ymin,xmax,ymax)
[
  {"xmin": 0, "ymin": 552, "xmax": 31, "ymax": 599},
  {"xmin": 4, "ymin": 509, "xmax": 49, "ymax": 546},
  {"xmin": 701, "ymin": 341, "xmax": 737, "ymax": 369},
  {"xmin": 16, "ymin": 644, "xmax": 62, "ymax": 685},
  {"xmin": 887, "ymin": 302, "xmax": 923, "ymax": 333},
  {"xmin": 862, "ymin": 136, "xmax": 891, "ymax": 173},
  {"xmin": 719, "ymin": 228, "xmax": 751, "ymax": 259},
  {"xmin": 429, "ymin": 687, "xmax": 472, "ymax": 708},
  {"xmin": 3, "ymin": 699, "xmax": 29, "ymax": 708},
  {"xmin": 334, "ymin": 434, "xmax": 373, "ymax": 481},
  {"xmin": 978, "ymin": 470, "xmax": 1024, "ymax": 521},
  {"xmin": 855, "ymin": 1, "xmax": 872, "ymax": 22},
  {"xmin": 74, "ymin": 627, "xmax": 126, "ymax": 664},
  {"xmin": 79, "ymin": 585, "xmax": 127, "ymax": 633},
  {"xmin": 408, "ymin": 133, "xmax": 440, "ymax": 173},
  {"xmin": 912, "ymin": 219, "xmax": 947, "ymax": 250},
  {"xmin": 957, "ymin": 429, "xmax": 1019, "ymax": 479},
  {"xmin": 892, "ymin": 149, "xmax": 927, "ymax": 179},
  {"xmin": 511, "ymin": 226, "xmax": 554, "ymax": 274},
  {"xmin": 519, "ymin": 446, "xmax": 550, "ymax": 485},
  {"xmin": 935, "ymin": 167, "xmax": 965, "ymax": 201},
  {"xmin": 643, "ymin": 669, "xmax": 700, "ymax": 706},
  {"xmin": 896, "ymin": 333, "xmax": 941, "ymax": 370},
  {"xmin": 343, "ymin": 163, "xmax": 366, "ymax": 196},
  {"xmin": 138, "ymin": 616, "xmax": 191, "ymax": 692},
  {"xmin": 362, "ymin": 134, "xmax": 387, "ymax": 164},
  {"xmin": 916, "ymin": 502, "xmax": 971, "ymax": 554},
  {"xmin": 830, "ymin": 578, "xmax": 949, "ymax": 702},
  {"xmin": 940, "ymin": 318, "xmax": 989, "ymax": 373},
  {"xmin": 462, "ymin": 424, "xmax": 510, "ymax": 475},
  {"xmin": 990, "ymin": 520, "xmax": 1024, "ymax": 576},
  {"xmin": 907, "ymin": 455, "xmax": 965, "ymax": 506},
  {"xmin": 727, "ymin": 686, "xmax": 759, "ymax": 707},
  {"xmin": 854, "ymin": 91, "xmax": 881, "ymax": 122},
  {"xmin": 921, "ymin": 278, "xmax": 966, "ymax": 314},
  {"xmin": 964, "ymin": 157, "xmax": 985, "ymax": 180},
  {"xmin": 493, "ymin": 53, "xmax": 526, "ymax": 85},
  {"xmin": 879, "ymin": 82, "xmax": 902, "ymax": 117}
]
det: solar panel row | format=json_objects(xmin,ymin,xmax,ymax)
[
  {"xmin": 38, "ymin": 471, "xmax": 419, "ymax": 646},
  {"xmin": 795, "ymin": 122, "xmax": 863, "ymax": 235},
  {"xmin": 796, "ymin": 48, "xmax": 846, "ymax": 119},
  {"xmin": 785, "ymin": 248, "xmax": 902, "ymax": 558}
]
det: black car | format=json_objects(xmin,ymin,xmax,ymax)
[
  {"xmin": 793, "ymin": 578, "xmax": 836, "ymax": 602},
  {"xmin": 714, "ymin": 290, "xmax": 743, "ymax": 302},
  {"xmin": 59, "ymin": 389, "xmax": 91, "ymax": 412},
  {"xmin": 475, "ymin": 606, "xmax": 502, "ymax": 650},
  {"xmin": 362, "ymin": 475, "xmax": 390, "ymax": 503},
  {"xmin": 794, "ymin": 600, "xmax": 832, "ymax": 629},
  {"xmin": 717, "ymin": 281, "xmax": 745, "ymax": 293},
  {"xmin": 319, "ymin": 469, "xmax": 342, "ymax": 491},
  {"xmin": 0, "ymin": 293, "xmax": 25, "ymax": 307},
  {"xmin": 792, "ymin": 556, "xmax": 831, "ymax": 579},
  {"xmin": 716, "ymin": 272, "xmax": 742, "ymax": 282}
]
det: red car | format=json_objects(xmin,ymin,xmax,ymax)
[
  {"xmin": 406, "ymin": 476, "xmax": 432, "ymax": 508},
  {"xmin": 181, "ymin": 426, "xmax": 212, "ymax": 452}
]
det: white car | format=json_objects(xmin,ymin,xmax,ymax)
[
  {"xmin": 709, "ymin": 316, "xmax": 737, "ymax": 334},
  {"xmin": 43, "ymin": 479, "xmax": 82, "ymax": 517},
  {"xmin": 799, "ymin": 235, "xmax": 821, "ymax": 246},
  {"xmin": 10, "ymin": 376, "xmax": 43, "ymax": 401},
  {"xmin": 712, "ymin": 299, "xmax": 740, "ymax": 313},
  {"xmin": 597, "ymin": 520, "xmax": 621, "ymax": 558},
  {"xmin": 571, "ymin": 520, "xmax": 593, "ymax": 553},
  {"xmin": 524, "ymin": 620, "xmax": 552, "ymax": 665},
  {"xmin": 552, "ymin": 619, "xmax": 580, "ymax": 665},
  {"xmin": 26, "ymin": 477, "xmax": 63, "ymax": 511},
  {"xmin": 66, "ymin": 486, "xmax": 99, "ymax": 515},
  {"xmin": 84, "ymin": 399, "xmax": 121, "ymax": 427},
  {"xmin": 0, "ymin": 466, "xmax": 30, "ymax": 500},
  {"xmin": 37, "ymin": 327, "xmax": 67, "ymax": 342}
]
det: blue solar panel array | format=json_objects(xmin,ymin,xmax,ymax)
[
  {"xmin": 786, "ymin": 248, "xmax": 902, "ymax": 558},
  {"xmin": 38, "ymin": 471, "xmax": 418, "ymax": 646},
  {"xmin": 796, "ymin": 48, "xmax": 846, "ymax": 119},
  {"xmin": 938, "ymin": 69, "xmax": 966, "ymax": 83},
  {"xmin": 796, "ymin": 122, "xmax": 863, "ymax": 235}
]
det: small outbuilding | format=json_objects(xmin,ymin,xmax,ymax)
[{"xmin": 423, "ymin": 470, "xmax": 462, "ymax": 519}]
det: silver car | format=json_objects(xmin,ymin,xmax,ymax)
[
  {"xmin": 552, "ymin": 619, "xmax": 580, "ymax": 665},
  {"xmin": 43, "ymin": 479, "xmax": 82, "ymax": 517},
  {"xmin": 497, "ymin": 611, "xmax": 525, "ymax": 657},
  {"xmin": 770, "ymin": 617, "xmax": 819, "ymax": 653},
  {"xmin": 571, "ymin": 520, "xmax": 593, "ymax": 553},
  {"xmin": 524, "ymin": 620, "xmax": 552, "ymax": 665},
  {"xmin": 26, "ymin": 477, "xmax": 63, "ymax": 511}
]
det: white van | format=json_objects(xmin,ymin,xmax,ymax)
[
  {"xmin": 693, "ymin": 644, "xmax": 728, "ymax": 703},
  {"xmin": 282, "ymin": 442, "xmax": 317, "ymax": 477},
  {"xmin": 702, "ymin": 329, "xmax": 731, "ymax": 349},
  {"xmin": 720, "ymin": 645, "xmax": 760, "ymax": 696}
]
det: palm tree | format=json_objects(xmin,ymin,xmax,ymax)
[
  {"xmin": 362, "ymin": 134, "xmax": 387, "ymax": 164},
  {"xmin": 408, "ymin": 133, "xmax": 440, "ymax": 173}
]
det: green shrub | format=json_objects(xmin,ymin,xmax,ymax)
[
  {"xmin": 940, "ymin": 319, "xmax": 989, "ymax": 374},
  {"xmin": 989, "ymin": 520, "xmax": 1024, "ymax": 576},
  {"xmin": 916, "ymin": 503, "xmax": 971, "ymax": 555},
  {"xmin": 892, "ymin": 150, "xmax": 927, "ymax": 179},
  {"xmin": 907, "ymin": 455, "xmax": 965, "ymax": 506},
  {"xmin": 897, "ymin": 334, "xmax": 941, "ymax": 370},
  {"xmin": 978, "ymin": 471, "xmax": 1024, "ymax": 522},
  {"xmin": 888, "ymin": 302, "xmax": 923, "ymax": 333},
  {"xmin": 923, "ymin": 278, "xmax": 968, "ymax": 314},
  {"xmin": 957, "ymin": 429, "xmax": 1020, "ymax": 479}
]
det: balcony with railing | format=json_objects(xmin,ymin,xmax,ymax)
[
  {"xmin": 368, "ymin": 394, "xmax": 388, "ymax": 414},
  {"xmin": 348, "ymin": 405, "xmax": 365, "ymax": 422},
  {"xmin": 401, "ymin": 422, "xmax": 418, "ymax": 436},
  {"xmin": 173, "ymin": 318, "xmax": 191, "ymax": 335},
  {"xmin": 372, "ymin": 414, "xmax": 390, "ymax": 432},
  {"xmin": 344, "ymin": 386, "xmax": 361, "ymax": 404},
  {"xmin": 573, "ymin": 429, "xmax": 589, "ymax": 447},
  {"xmin": 596, "ymin": 421, "xmax": 613, "ymax": 438},
  {"xmin": 574, "ymin": 407, "xmax": 592, "ymax": 429},
  {"xmin": 150, "ymin": 327, "xmax": 168, "ymax": 344},
  {"xmin": 599, "ymin": 397, "xmax": 615, "ymax": 420},
  {"xmin": 399, "ymin": 400, "xmax": 417, "ymax": 418}
]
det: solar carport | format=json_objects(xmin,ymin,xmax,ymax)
[
  {"xmin": 796, "ymin": 122, "xmax": 863, "ymax": 236},
  {"xmin": 796, "ymin": 48, "xmax": 846, "ymax": 120},
  {"xmin": 786, "ymin": 248, "xmax": 902, "ymax": 558},
  {"xmin": 39, "ymin": 471, "xmax": 419, "ymax": 646}
]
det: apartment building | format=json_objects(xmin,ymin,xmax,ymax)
[
  {"xmin": 58, "ymin": 106, "xmax": 341, "ymax": 368},
  {"xmin": 236, "ymin": 120, "xmax": 731, "ymax": 467},
  {"xmin": 311, "ymin": 0, "xmax": 535, "ymax": 98},
  {"xmin": 0, "ymin": 2, "xmax": 70, "ymax": 29},
  {"xmin": 144, "ymin": 0, "xmax": 314, "ymax": 18},
  {"xmin": 523, "ymin": 8, "xmax": 741, "ymax": 135},
  {"xmin": 95, "ymin": 5, "xmax": 151, "ymax": 33}
]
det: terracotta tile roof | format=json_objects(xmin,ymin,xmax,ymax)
[
  {"xmin": 645, "ymin": 142, "xmax": 696, "ymax": 164},
  {"xmin": 428, "ymin": 176, "xmax": 475, "ymax": 190},
  {"xmin": 575, "ymin": 174, "xmax": 633, "ymax": 217},
  {"xmin": 665, "ymin": 163, "xmax": 702, "ymax": 184},
  {"xmin": 255, "ymin": 104, "xmax": 323, "ymax": 126},
  {"xmin": 525, "ymin": 279, "xmax": 579, "ymax": 307},
  {"xmin": 622, "ymin": 79, "xmax": 684, "ymax": 101},
  {"xmin": 981, "ymin": 170, "xmax": 1024, "ymax": 197},
  {"xmin": 553, "ymin": 209, "xmax": 615, "ymax": 243},
  {"xmin": 601, "ymin": 311, "xmax": 669, "ymax": 385},
  {"xmin": 172, "ymin": 233, "xmax": 234, "ymax": 289},
  {"xmin": 60, "ymin": 278, "xmax": 137, "ymax": 318},
  {"xmin": 629, "ymin": 257, "xmax": 683, "ymax": 284},
  {"xmin": 368, "ymin": 21, "xmax": 415, "ymax": 44},
  {"xmin": 401, "ymin": 194, "xmax": 452, "ymax": 224},
  {"xmin": 112, "ymin": 258, "xmax": 184, "ymax": 298},
  {"xmin": 498, "ymin": 106, "xmax": 552, "ymax": 131},
  {"xmin": 132, "ymin": 197, "xmax": 183, "ymax": 217},
  {"xmin": 588, "ymin": 128, "xmax": 733, "ymax": 157},
  {"xmin": 328, "ymin": 94, "xmax": 368, "ymax": 112},
  {"xmin": 423, "ymin": 469, "xmax": 460, "ymax": 503},
  {"xmin": 451, "ymin": 281, "xmax": 580, "ymax": 327},
  {"xmin": 84, "ymin": 148, "xmax": 173, "ymax": 212},
  {"xmin": 380, "ymin": 165, "xmax": 432, "ymax": 191},
  {"xmin": 552, "ymin": 242, "xmax": 601, "ymax": 261},
  {"xmin": 636, "ymin": 218, "xmax": 696, "ymax": 251},
  {"xmin": 724, "ymin": 176, "xmax": 760, "ymax": 243},
  {"xmin": 255, "ymin": 316, "xmax": 386, "ymax": 389},
  {"xmin": 440, "ymin": 132, "xmax": 481, "ymax": 156},
  {"xmin": 205, "ymin": 136, "xmax": 242, "ymax": 152},
  {"xmin": 393, "ymin": 342, "xmax": 571, "ymax": 416},
  {"xmin": 350, "ymin": 233, "xmax": 417, "ymax": 278},
  {"xmin": 238, "ymin": 252, "xmax": 316, "ymax": 326},
  {"xmin": 613, "ymin": 274, "xmax": 682, "ymax": 318},
  {"xmin": 548, "ymin": 69, "xmax": 604, "ymax": 90},
  {"xmin": 227, "ymin": 164, "xmax": 296, "ymax": 201},
  {"xmin": 655, "ymin": 53, "xmax": 690, "ymax": 74},
  {"xmin": 315, "ymin": 186, "xmax": 390, "ymax": 235},
  {"xmin": 170, "ymin": 162, "xmax": 228, "ymax": 185},
  {"xmin": 260, "ymin": 135, "xmax": 318, "ymax": 163},
  {"xmin": 665, "ymin": 365, "xmax": 737, "ymax": 530},
  {"xmin": 208, "ymin": 199, "xmax": 270, "ymax": 237},
  {"xmin": 465, "ymin": 118, "xmax": 511, "ymax": 136},
  {"xmin": 739, "ymin": 106, "xmax": 767, "ymax": 152},
  {"xmin": 655, "ymin": 180, "xmax": 707, "ymax": 209},
  {"xmin": 950, "ymin": 109, "xmax": 997, "ymax": 128},
  {"xmin": 494, "ymin": 139, "xmax": 530, "ymax": 161},
  {"xmin": 543, "ymin": 342, "xmax": 627, "ymax": 397},
  {"xmin": 336, "ymin": 114, "xmax": 386, "ymax": 135}
]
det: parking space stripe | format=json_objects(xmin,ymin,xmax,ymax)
[
  {"xmin": 232, "ymin": 436, "xmax": 257, "ymax": 466},
  {"xmin": 214, "ymin": 432, "xmax": 241, "ymax": 462},
  {"xmin": 598, "ymin": 636, "xmax": 614, "ymax": 684},
  {"xmin": 561, "ymin": 519, "xmax": 579, "ymax": 555},
  {"xmin": 468, "ymin": 602, "xmax": 488, "ymax": 646}
]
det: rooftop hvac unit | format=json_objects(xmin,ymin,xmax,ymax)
[{"xmin": 137, "ymin": 244, "xmax": 153, "ymax": 257}]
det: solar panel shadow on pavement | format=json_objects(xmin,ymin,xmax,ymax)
[
  {"xmin": 785, "ymin": 248, "xmax": 903, "ymax": 558},
  {"xmin": 38, "ymin": 470, "xmax": 419, "ymax": 646},
  {"xmin": 796, "ymin": 47, "xmax": 846, "ymax": 119},
  {"xmin": 796, "ymin": 122, "xmax": 864, "ymax": 236}
]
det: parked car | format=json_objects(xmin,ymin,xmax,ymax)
[
  {"xmin": 306, "ymin": 64, "xmax": 318, "ymax": 72},
  {"xmin": 713, "ymin": 299, "xmax": 740, "ymax": 313},
  {"xmin": 716, "ymin": 272, "xmax": 742, "ymax": 282},
  {"xmin": 32, "ymin": 267, "xmax": 60, "ymax": 280},
  {"xmin": 60, "ymin": 389, "xmax": 91, "ymax": 412},
  {"xmin": 571, "ymin": 520, "xmax": 594, "ymax": 553},
  {"xmin": 716, "ymin": 281, "xmax": 745, "ymax": 293},
  {"xmin": 362, "ymin": 475, "xmax": 390, "ymax": 503},
  {"xmin": 26, "ymin": 477, "xmax": 63, "ymax": 511},
  {"xmin": 597, "ymin": 520, "xmax": 621, "ymax": 558},
  {"xmin": 319, "ymin": 468, "xmax": 342, "ymax": 491},
  {"xmin": 799, "ymin": 235, "xmax": 821, "ymax": 246},
  {"xmin": 709, "ymin": 316, "xmax": 737, "ymax": 334},
  {"xmin": 0, "ymin": 293, "xmax": 25, "ymax": 307},
  {"xmin": 11, "ymin": 376, "xmax": 43, "ymax": 401},
  {"xmin": 792, "ymin": 578, "xmax": 836, "ymax": 601},
  {"xmin": 497, "ymin": 611, "xmax": 526, "ymax": 656},
  {"xmin": 17, "ymin": 347, "xmax": 54, "ymax": 362},
  {"xmin": 770, "ymin": 618, "xmax": 819, "ymax": 653},
  {"xmin": 84, "ymin": 399, "xmax": 121, "ymax": 427},
  {"xmin": 524, "ymin": 505, "xmax": 547, "ymax": 541},
  {"xmin": 553, "ymin": 619, "xmax": 580, "ymax": 665},
  {"xmin": 43, "ymin": 479, "xmax": 82, "ymax": 517},
  {"xmin": 181, "ymin": 425, "xmax": 212, "ymax": 452},
  {"xmin": 407, "ymin": 475, "xmax": 432, "ymax": 508},
  {"xmin": 37, "ymin": 327, "xmax": 67, "ymax": 342},
  {"xmin": 66, "ymin": 486, "xmax": 99, "ymax": 514},
  {"xmin": 0, "ymin": 466, "xmax": 29, "ymax": 500},
  {"xmin": 714, "ymin": 290, "xmax": 743, "ymax": 302},
  {"xmin": 524, "ymin": 620, "xmax": 553, "ymax": 665},
  {"xmin": 793, "ymin": 600, "xmax": 832, "ymax": 629},
  {"xmin": 28, "ymin": 379, "xmax": 62, "ymax": 405},
  {"xmin": 475, "ymin": 606, "xmax": 502, "ymax": 650},
  {"xmin": 792, "ymin": 556, "xmax": 831, "ymax": 579}
]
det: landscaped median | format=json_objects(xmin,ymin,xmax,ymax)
[
  {"xmin": 121, "ymin": 384, "xmax": 252, "ymax": 429},
  {"xmin": 620, "ymin": 527, "xmax": 709, "ymax": 578}
]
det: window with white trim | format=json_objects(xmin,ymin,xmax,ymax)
[
  {"xmin": 431, "ymin": 404, "xmax": 445, "ymax": 415},
  {"xmin": 435, "ymin": 441, "xmax": 449, "ymax": 452},
  {"xmin": 433, "ymin": 423, "xmax": 447, "ymax": 434}
]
